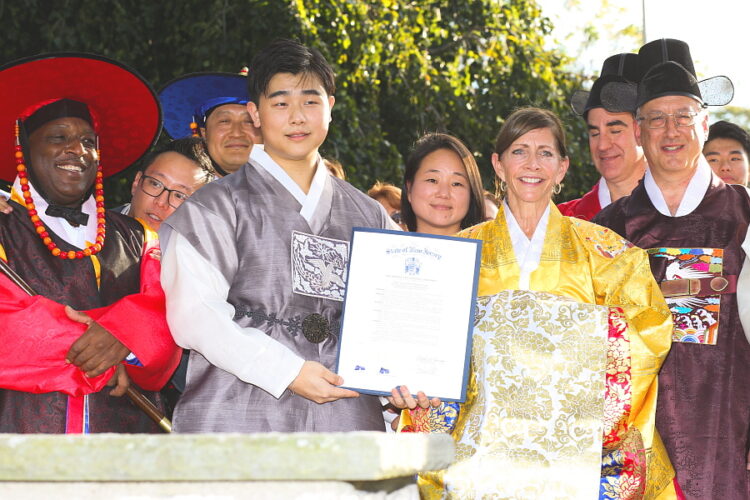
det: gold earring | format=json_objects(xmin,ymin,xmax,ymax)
[
  {"xmin": 552, "ymin": 183, "xmax": 562, "ymax": 195},
  {"xmin": 499, "ymin": 180, "xmax": 507, "ymax": 193}
]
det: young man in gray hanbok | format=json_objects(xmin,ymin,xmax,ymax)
[{"xmin": 159, "ymin": 40, "xmax": 396, "ymax": 432}]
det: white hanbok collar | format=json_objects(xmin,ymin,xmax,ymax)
[
  {"xmin": 503, "ymin": 201, "xmax": 550, "ymax": 290},
  {"xmin": 250, "ymin": 145, "xmax": 328, "ymax": 226},
  {"xmin": 12, "ymin": 177, "xmax": 97, "ymax": 249},
  {"xmin": 644, "ymin": 157, "xmax": 711, "ymax": 217},
  {"xmin": 596, "ymin": 176, "xmax": 612, "ymax": 209}
]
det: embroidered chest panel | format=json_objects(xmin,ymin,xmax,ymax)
[
  {"xmin": 291, "ymin": 230, "xmax": 349, "ymax": 302},
  {"xmin": 648, "ymin": 247, "xmax": 723, "ymax": 345}
]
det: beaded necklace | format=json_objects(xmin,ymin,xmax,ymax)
[{"xmin": 14, "ymin": 121, "xmax": 106, "ymax": 259}]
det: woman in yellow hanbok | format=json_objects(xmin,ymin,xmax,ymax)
[{"xmin": 394, "ymin": 107, "xmax": 679, "ymax": 499}]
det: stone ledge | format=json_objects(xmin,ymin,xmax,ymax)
[
  {"xmin": 0, "ymin": 480, "xmax": 419, "ymax": 499},
  {"xmin": 0, "ymin": 432, "xmax": 454, "ymax": 482}
]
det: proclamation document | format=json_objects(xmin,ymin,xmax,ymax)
[{"xmin": 336, "ymin": 228, "xmax": 481, "ymax": 402}]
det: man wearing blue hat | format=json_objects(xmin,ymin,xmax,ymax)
[
  {"xmin": 560, "ymin": 53, "xmax": 646, "ymax": 221},
  {"xmin": 159, "ymin": 71, "xmax": 260, "ymax": 176},
  {"xmin": 594, "ymin": 39, "xmax": 749, "ymax": 499}
]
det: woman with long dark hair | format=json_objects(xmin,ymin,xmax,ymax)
[{"xmin": 400, "ymin": 133, "xmax": 485, "ymax": 235}]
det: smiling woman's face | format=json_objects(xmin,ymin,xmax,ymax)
[
  {"xmin": 493, "ymin": 127, "xmax": 568, "ymax": 212},
  {"xmin": 407, "ymin": 148, "xmax": 470, "ymax": 236}
]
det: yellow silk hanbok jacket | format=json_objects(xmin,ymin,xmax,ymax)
[{"xmin": 418, "ymin": 202, "xmax": 677, "ymax": 499}]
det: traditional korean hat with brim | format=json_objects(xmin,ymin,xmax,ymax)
[
  {"xmin": 158, "ymin": 71, "xmax": 249, "ymax": 140},
  {"xmin": 570, "ymin": 52, "xmax": 639, "ymax": 116},
  {"xmin": 601, "ymin": 38, "xmax": 734, "ymax": 112},
  {"xmin": 0, "ymin": 52, "xmax": 161, "ymax": 182}
]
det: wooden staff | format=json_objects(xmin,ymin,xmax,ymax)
[
  {"xmin": 125, "ymin": 386, "xmax": 172, "ymax": 433},
  {"xmin": 0, "ymin": 257, "xmax": 172, "ymax": 433}
]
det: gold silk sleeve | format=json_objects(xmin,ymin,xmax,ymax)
[
  {"xmin": 457, "ymin": 208, "xmax": 522, "ymax": 295},
  {"xmin": 569, "ymin": 218, "xmax": 676, "ymax": 497}
]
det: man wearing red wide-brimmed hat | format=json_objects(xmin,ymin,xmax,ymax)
[{"xmin": 0, "ymin": 53, "xmax": 180, "ymax": 433}]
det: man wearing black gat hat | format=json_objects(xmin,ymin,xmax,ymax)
[
  {"xmin": 559, "ymin": 53, "xmax": 646, "ymax": 220},
  {"xmin": 594, "ymin": 39, "xmax": 750, "ymax": 499}
]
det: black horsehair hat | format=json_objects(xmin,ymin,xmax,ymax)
[
  {"xmin": 601, "ymin": 38, "xmax": 734, "ymax": 112},
  {"xmin": 570, "ymin": 52, "xmax": 638, "ymax": 116}
]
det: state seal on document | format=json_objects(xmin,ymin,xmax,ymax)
[
  {"xmin": 291, "ymin": 230, "xmax": 349, "ymax": 301},
  {"xmin": 404, "ymin": 256, "xmax": 421, "ymax": 276}
]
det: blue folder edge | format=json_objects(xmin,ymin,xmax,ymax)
[{"xmin": 334, "ymin": 227, "xmax": 482, "ymax": 403}]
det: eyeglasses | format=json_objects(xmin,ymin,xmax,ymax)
[
  {"xmin": 506, "ymin": 148, "xmax": 560, "ymax": 165},
  {"xmin": 637, "ymin": 111, "xmax": 700, "ymax": 129},
  {"xmin": 390, "ymin": 211, "xmax": 402, "ymax": 224},
  {"xmin": 139, "ymin": 175, "xmax": 190, "ymax": 209}
]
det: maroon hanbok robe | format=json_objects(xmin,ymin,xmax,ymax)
[{"xmin": 593, "ymin": 175, "xmax": 750, "ymax": 499}]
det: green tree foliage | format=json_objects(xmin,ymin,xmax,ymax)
[
  {"xmin": 712, "ymin": 106, "xmax": 750, "ymax": 131},
  {"xmin": 0, "ymin": 0, "xmax": 595, "ymax": 205}
]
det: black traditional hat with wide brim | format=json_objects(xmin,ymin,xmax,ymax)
[
  {"xmin": 0, "ymin": 52, "xmax": 161, "ymax": 182},
  {"xmin": 570, "ymin": 52, "xmax": 639, "ymax": 116},
  {"xmin": 601, "ymin": 39, "xmax": 734, "ymax": 112},
  {"xmin": 159, "ymin": 72, "xmax": 249, "ymax": 140}
]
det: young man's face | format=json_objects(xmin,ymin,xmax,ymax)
[
  {"xmin": 248, "ymin": 72, "xmax": 335, "ymax": 168},
  {"xmin": 704, "ymin": 137, "xmax": 750, "ymax": 186},
  {"xmin": 587, "ymin": 107, "xmax": 644, "ymax": 184},
  {"xmin": 201, "ymin": 104, "xmax": 258, "ymax": 175},
  {"xmin": 129, "ymin": 151, "xmax": 206, "ymax": 230}
]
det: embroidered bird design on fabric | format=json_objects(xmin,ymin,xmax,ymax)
[
  {"xmin": 309, "ymin": 259, "xmax": 346, "ymax": 288},
  {"xmin": 664, "ymin": 256, "xmax": 713, "ymax": 280}
]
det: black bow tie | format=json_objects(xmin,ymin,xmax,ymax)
[{"xmin": 45, "ymin": 205, "xmax": 89, "ymax": 227}]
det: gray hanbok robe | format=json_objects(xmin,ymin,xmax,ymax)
[{"xmin": 161, "ymin": 153, "xmax": 392, "ymax": 432}]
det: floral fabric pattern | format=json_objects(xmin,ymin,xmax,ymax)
[{"xmin": 442, "ymin": 290, "xmax": 610, "ymax": 499}]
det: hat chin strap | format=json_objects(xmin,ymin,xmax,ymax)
[{"xmin": 209, "ymin": 156, "xmax": 231, "ymax": 178}]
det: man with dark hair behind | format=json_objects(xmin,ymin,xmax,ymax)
[
  {"xmin": 559, "ymin": 53, "xmax": 646, "ymax": 221},
  {"xmin": 159, "ymin": 39, "xmax": 398, "ymax": 433},
  {"xmin": 704, "ymin": 120, "xmax": 750, "ymax": 186},
  {"xmin": 121, "ymin": 137, "xmax": 216, "ymax": 417},
  {"xmin": 122, "ymin": 137, "xmax": 215, "ymax": 231}
]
